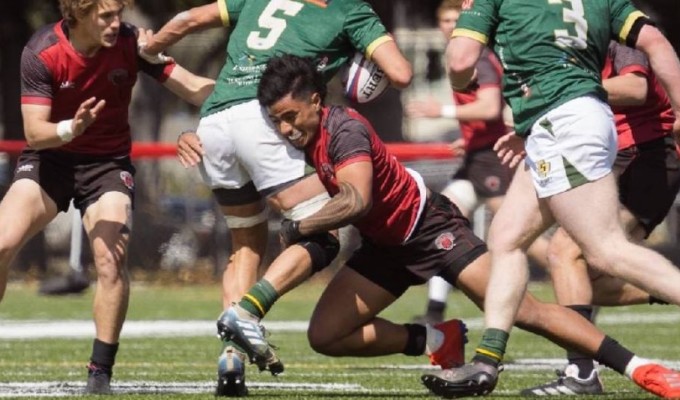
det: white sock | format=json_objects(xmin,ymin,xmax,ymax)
[
  {"xmin": 425, "ymin": 323, "xmax": 445, "ymax": 355},
  {"xmin": 624, "ymin": 356, "xmax": 650, "ymax": 379},
  {"xmin": 428, "ymin": 276, "xmax": 452, "ymax": 303}
]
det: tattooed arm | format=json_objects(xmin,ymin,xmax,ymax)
[{"xmin": 297, "ymin": 161, "xmax": 374, "ymax": 236}]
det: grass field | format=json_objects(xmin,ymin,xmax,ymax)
[{"xmin": 1, "ymin": 280, "xmax": 679, "ymax": 399}]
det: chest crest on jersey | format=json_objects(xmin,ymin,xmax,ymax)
[{"xmin": 108, "ymin": 68, "xmax": 131, "ymax": 86}]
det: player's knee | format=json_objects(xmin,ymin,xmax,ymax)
[
  {"xmin": 307, "ymin": 324, "xmax": 335, "ymax": 355},
  {"xmin": 299, "ymin": 233, "xmax": 340, "ymax": 273}
]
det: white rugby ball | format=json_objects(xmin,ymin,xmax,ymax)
[{"xmin": 342, "ymin": 52, "xmax": 389, "ymax": 103}]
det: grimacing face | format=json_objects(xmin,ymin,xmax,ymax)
[{"xmin": 267, "ymin": 92, "xmax": 322, "ymax": 149}]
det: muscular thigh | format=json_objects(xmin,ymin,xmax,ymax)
[
  {"xmin": 198, "ymin": 100, "xmax": 308, "ymax": 194},
  {"xmin": 615, "ymin": 136, "xmax": 680, "ymax": 237},
  {"xmin": 309, "ymin": 266, "xmax": 396, "ymax": 339}
]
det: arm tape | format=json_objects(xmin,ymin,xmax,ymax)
[{"xmin": 626, "ymin": 17, "xmax": 655, "ymax": 48}]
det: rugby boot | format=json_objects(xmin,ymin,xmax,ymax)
[
  {"xmin": 216, "ymin": 346, "xmax": 248, "ymax": 397},
  {"xmin": 429, "ymin": 319, "xmax": 468, "ymax": 369},
  {"xmin": 217, "ymin": 304, "xmax": 284, "ymax": 375},
  {"xmin": 632, "ymin": 363, "xmax": 680, "ymax": 399},
  {"xmin": 421, "ymin": 361, "xmax": 501, "ymax": 399},
  {"xmin": 520, "ymin": 364, "xmax": 604, "ymax": 396}
]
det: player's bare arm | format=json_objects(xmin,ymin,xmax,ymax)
[
  {"xmin": 22, "ymin": 97, "xmax": 105, "ymax": 150},
  {"xmin": 163, "ymin": 66, "xmax": 215, "ymax": 107},
  {"xmin": 143, "ymin": 3, "xmax": 223, "ymax": 55},
  {"xmin": 369, "ymin": 40, "xmax": 413, "ymax": 89},
  {"xmin": 635, "ymin": 24, "xmax": 680, "ymax": 134},
  {"xmin": 297, "ymin": 161, "xmax": 373, "ymax": 236},
  {"xmin": 603, "ymin": 72, "xmax": 648, "ymax": 106},
  {"xmin": 446, "ymin": 36, "xmax": 483, "ymax": 90}
]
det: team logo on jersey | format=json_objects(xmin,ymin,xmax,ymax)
[
  {"xmin": 59, "ymin": 81, "xmax": 75, "ymax": 90},
  {"xmin": 120, "ymin": 171, "xmax": 134, "ymax": 190},
  {"xmin": 108, "ymin": 69, "xmax": 131, "ymax": 86},
  {"xmin": 435, "ymin": 232, "xmax": 456, "ymax": 251},
  {"xmin": 484, "ymin": 175, "xmax": 501, "ymax": 192},
  {"xmin": 537, "ymin": 160, "xmax": 551, "ymax": 179},
  {"xmin": 16, "ymin": 164, "xmax": 34, "ymax": 173}
]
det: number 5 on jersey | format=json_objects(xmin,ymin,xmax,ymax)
[{"xmin": 247, "ymin": 0, "xmax": 304, "ymax": 50}]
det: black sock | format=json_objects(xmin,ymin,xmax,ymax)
[
  {"xmin": 594, "ymin": 336, "xmax": 634, "ymax": 375},
  {"xmin": 90, "ymin": 339, "xmax": 119, "ymax": 371},
  {"xmin": 403, "ymin": 323, "xmax": 427, "ymax": 356},
  {"xmin": 566, "ymin": 305, "xmax": 596, "ymax": 378},
  {"xmin": 426, "ymin": 300, "xmax": 446, "ymax": 320},
  {"xmin": 649, "ymin": 295, "xmax": 669, "ymax": 305}
]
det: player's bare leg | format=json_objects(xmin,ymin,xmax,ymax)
[
  {"xmin": 82, "ymin": 191, "xmax": 132, "ymax": 394},
  {"xmin": 0, "ymin": 180, "xmax": 57, "ymax": 301}
]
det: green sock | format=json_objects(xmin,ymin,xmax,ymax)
[
  {"xmin": 238, "ymin": 280, "xmax": 279, "ymax": 319},
  {"xmin": 472, "ymin": 328, "xmax": 509, "ymax": 367}
]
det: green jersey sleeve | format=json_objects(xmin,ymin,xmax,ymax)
[
  {"xmin": 609, "ymin": 0, "xmax": 646, "ymax": 45},
  {"xmin": 217, "ymin": 0, "xmax": 247, "ymax": 27},
  {"xmin": 343, "ymin": 1, "xmax": 391, "ymax": 59},
  {"xmin": 451, "ymin": 0, "xmax": 501, "ymax": 45}
]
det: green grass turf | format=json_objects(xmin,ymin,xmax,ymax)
[{"xmin": 1, "ymin": 280, "xmax": 679, "ymax": 399}]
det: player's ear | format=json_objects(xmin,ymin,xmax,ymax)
[{"xmin": 311, "ymin": 92, "xmax": 322, "ymax": 111}]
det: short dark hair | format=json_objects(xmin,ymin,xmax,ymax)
[{"xmin": 257, "ymin": 54, "xmax": 327, "ymax": 107}]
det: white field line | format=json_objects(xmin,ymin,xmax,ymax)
[
  {"xmin": 0, "ymin": 311, "xmax": 678, "ymax": 339},
  {"xmin": 0, "ymin": 381, "xmax": 366, "ymax": 397}
]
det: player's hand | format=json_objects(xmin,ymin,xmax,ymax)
[
  {"xmin": 448, "ymin": 138, "xmax": 466, "ymax": 157},
  {"xmin": 137, "ymin": 28, "xmax": 174, "ymax": 64},
  {"xmin": 279, "ymin": 218, "xmax": 303, "ymax": 247},
  {"xmin": 177, "ymin": 130, "xmax": 204, "ymax": 168},
  {"xmin": 494, "ymin": 131, "xmax": 526, "ymax": 168},
  {"xmin": 405, "ymin": 97, "xmax": 443, "ymax": 118},
  {"xmin": 72, "ymin": 97, "xmax": 106, "ymax": 137}
]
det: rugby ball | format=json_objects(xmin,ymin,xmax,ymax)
[{"xmin": 342, "ymin": 52, "xmax": 389, "ymax": 103}]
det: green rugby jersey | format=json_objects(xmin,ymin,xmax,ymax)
[
  {"xmin": 453, "ymin": 0, "xmax": 645, "ymax": 136},
  {"xmin": 201, "ymin": 0, "xmax": 391, "ymax": 117}
]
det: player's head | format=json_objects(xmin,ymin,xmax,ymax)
[
  {"xmin": 437, "ymin": 0, "xmax": 463, "ymax": 39},
  {"xmin": 258, "ymin": 54, "xmax": 327, "ymax": 149},
  {"xmin": 59, "ymin": 0, "xmax": 132, "ymax": 48}
]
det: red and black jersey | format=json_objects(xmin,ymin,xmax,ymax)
[
  {"xmin": 453, "ymin": 48, "xmax": 506, "ymax": 152},
  {"xmin": 21, "ymin": 21, "xmax": 175, "ymax": 156},
  {"xmin": 603, "ymin": 42, "xmax": 674, "ymax": 151},
  {"xmin": 308, "ymin": 106, "xmax": 424, "ymax": 246}
]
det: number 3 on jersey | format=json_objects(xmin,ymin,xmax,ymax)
[
  {"xmin": 548, "ymin": 0, "xmax": 588, "ymax": 50},
  {"xmin": 247, "ymin": 0, "xmax": 304, "ymax": 50}
]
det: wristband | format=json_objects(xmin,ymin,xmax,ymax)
[
  {"xmin": 441, "ymin": 104, "xmax": 457, "ymax": 119},
  {"xmin": 56, "ymin": 119, "xmax": 74, "ymax": 142}
]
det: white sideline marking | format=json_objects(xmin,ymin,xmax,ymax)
[
  {"xmin": 0, "ymin": 381, "xmax": 363, "ymax": 397},
  {"xmin": 0, "ymin": 311, "xmax": 678, "ymax": 339}
]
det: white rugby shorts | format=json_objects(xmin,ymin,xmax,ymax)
[
  {"xmin": 525, "ymin": 96, "xmax": 617, "ymax": 198},
  {"xmin": 196, "ymin": 99, "xmax": 307, "ymax": 192}
]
